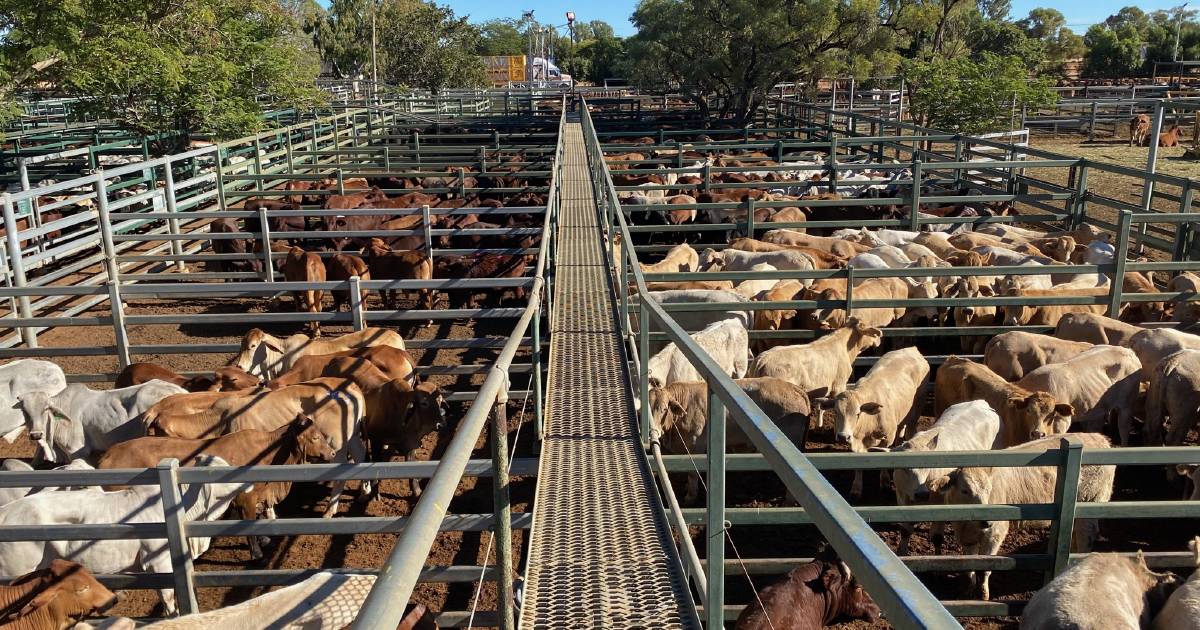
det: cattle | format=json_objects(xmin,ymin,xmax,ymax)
[
  {"xmin": 803, "ymin": 277, "xmax": 907, "ymax": 331},
  {"xmin": 363, "ymin": 380, "xmax": 447, "ymax": 498},
  {"xmin": 326, "ymin": 253, "xmax": 370, "ymax": 312},
  {"xmin": 1023, "ymin": 552, "xmax": 1178, "ymax": 630},
  {"xmin": 144, "ymin": 377, "xmax": 367, "ymax": 516},
  {"xmin": 1121, "ymin": 271, "xmax": 1165, "ymax": 323},
  {"xmin": 99, "ymin": 415, "xmax": 336, "ymax": 559},
  {"xmin": 984, "ymin": 332, "xmax": 1093, "ymax": 381},
  {"xmin": 1130, "ymin": 327, "xmax": 1200, "ymax": 380},
  {"xmin": 647, "ymin": 319, "xmax": 749, "ymax": 388},
  {"xmin": 750, "ymin": 280, "xmax": 808, "ymax": 353},
  {"xmin": 732, "ymin": 263, "xmax": 779, "ymax": 299},
  {"xmin": 890, "ymin": 400, "xmax": 1001, "ymax": 555},
  {"xmin": 941, "ymin": 432, "xmax": 1114, "ymax": 600},
  {"xmin": 243, "ymin": 199, "xmax": 306, "ymax": 244},
  {"xmin": 1015, "ymin": 345, "xmax": 1141, "ymax": 444},
  {"xmin": 1169, "ymin": 271, "xmax": 1200, "ymax": 326},
  {"xmin": 0, "ymin": 459, "xmax": 91, "ymax": 508},
  {"xmin": 281, "ymin": 247, "xmax": 326, "ymax": 337},
  {"xmin": 640, "ymin": 290, "xmax": 752, "ymax": 355},
  {"xmin": 749, "ymin": 318, "xmax": 884, "ymax": 399},
  {"xmin": 648, "ymin": 378, "xmax": 810, "ymax": 502},
  {"xmin": 760, "ymin": 229, "xmax": 868, "ymax": 258},
  {"xmin": 131, "ymin": 572, "xmax": 437, "ymax": 630},
  {"xmin": 913, "ymin": 231, "xmax": 959, "ymax": 258},
  {"xmin": 363, "ymin": 238, "xmax": 434, "ymax": 312},
  {"xmin": 727, "ymin": 238, "xmax": 846, "ymax": 269},
  {"xmin": 1156, "ymin": 124, "xmax": 1184, "ymax": 148},
  {"xmin": 1145, "ymin": 349, "xmax": 1200, "ymax": 446},
  {"xmin": 997, "ymin": 286, "xmax": 1109, "ymax": 327},
  {"xmin": 820, "ymin": 347, "xmax": 929, "ymax": 498},
  {"xmin": 699, "ymin": 248, "xmax": 815, "ymax": 275},
  {"xmin": 206, "ymin": 217, "xmax": 254, "ymax": 275},
  {"xmin": 1130, "ymin": 113, "xmax": 1152, "ymax": 147},
  {"xmin": 733, "ymin": 546, "xmax": 880, "ymax": 630},
  {"xmin": 1152, "ymin": 538, "xmax": 1200, "ymax": 629},
  {"xmin": 232, "ymin": 327, "xmax": 406, "ymax": 380},
  {"xmin": 267, "ymin": 346, "xmax": 416, "ymax": 390},
  {"xmin": 0, "ymin": 361, "xmax": 66, "ymax": 443},
  {"xmin": 320, "ymin": 212, "xmax": 388, "ymax": 252},
  {"xmin": 114, "ymin": 363, "xmax": 257, "ymax": 392},
  {"xmin": 1054, "ymin": 312, "xmax": 1143, "ymax": 347},
  {"xmin": 437, "ymin": 253, "xmax": 532, "ymax": 309},
  {"xmin": 0, "ymin": 560, "xmax": 117, "ymax": 630},
  {"xmin": 18, "ymin": 380, "xmax": 186, "ymax": 463},
  {"xmin": 934, "ymin": 357, "xmax": 1074, "ymax": 446},
  {"xmin": 640, "ymin": 243, "xmax": 699, "ymax": 274},
  {"xmin": 0, "ymin": 456, "xmax": 240, "ymax": 614}
]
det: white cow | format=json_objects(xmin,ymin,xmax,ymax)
[
  {"xmin": 0, "ymin": 456, "xmax": 241, "ymax": 614},
  {"xmin": 647, "ymin": 319, "xmax": 749, "ymax": 387},
  {"xmin": 889, "ymin": 400, "xmax": 1001, "ymax": 555},
  {"xmin": 733, "ymin": 263, "xmax": 780, "ymax": 299},
  {"xmin": 642, "ymin": 290, "xmax": 752, "ymax": 355},
  {"xmin": 18, "ymin": 379, "xmax": 187, "ymax": 462},
  {"xmin": 1152, "ymin": 538, "xmax": 1200, "ymax": 630},
  {"xmin": 0, "ymin": 459, "xmax": 94, "ymax": 507},
  {"xmin": 0, "ymin": 360, "xmax": 66, "ymax": 442},
  {"xmin": 1023, "ymin": 552, "xmax": 1179, "ymax": 630}
]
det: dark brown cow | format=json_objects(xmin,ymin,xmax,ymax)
[
  {"xmin": 363, "ymin": 379, "xmax": 447, "ymax": 497},
  {"xmin": 207, "ymin": 216, "xmax": 254, "ymax": 274},
  {"xmin": 282, "ymin": 247, "xmax": 326, "ymax": 337},
  {"xmin": 734, "ymin": 547, "xmax": 881, "ymax": 630},
  {"xmin": 243, "ymin": 199, "xmax": 306, "ymax": 245},
  {"xmin": 326, "ymin": 253, "xmax": 371, "ymax": 312},
  {"xmin": 363, "ymin": 238, "xmax": 434, "ymax": 312},
  {"xmin": 115, "ymin": 362, "xmax": 216, "ymax": 392}
]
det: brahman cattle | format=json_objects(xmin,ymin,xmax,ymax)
[{"xmin": 1022, "ymin": 552, "xmax": 1178, "ymax": 630}]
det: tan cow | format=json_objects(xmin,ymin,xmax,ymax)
[
  {"xmin": 1024, "ymin": 551, "xmax": 1178, "ymax": 630},
  {"xmin": 266, "ymin": 346, "xmax": 416, "ymax": 390},
  {"xmin": 649, "ymin": 378, "xmax": 811, "ymax": 502},
  {"xmin": 144, "ymin": 377, "xmax": 367, "ymax": 517},
  {"xmin": 100, "ymin": 415, "xmax": 337, "ymax": 558},
  {"xmin": 641, "ymin": 243, "xmax": 699, "ymax": 274},
  {"xmin": 820, "ymin": 347, "xmax": 928, "ymax": 498},
  {"xmin": 803, "ymin": 277, "xmax": 907, "ymax": 331},
  {"xmin": 997, "ymin": 286, "xmax": 1108, "ymax": 327},
  {"xmin": 934, "ymin": 357, "xmax": 1074, "ymax": 446},
  {"xmin": 1130, "ymin": 113, "xmax": 1152, "ymax": 147},
  {"xmin": 1169, "ymin": 271, "xmax": 1200, "ymax": 326},
  {"xmin": 984, "ymin": 332, "xmax": 1093, "ymax": 381},
  {"xmin": 748, "ymin": 318, "xmax": 883, "ymax": 399},
  {"xmin": 1121, "ymin": 271, "xmax": 1165, "ymax": 323},
  {"xmin": 1054, "ymin": 312, "xmax": 1143, "ymax": 347},
  {"xmin": 0, "ymin": 561, "xmax": 118, "ymax": 630},
  {"xmin": 750, "ymin": 280, "xmax": 806, "ymax": 352},
  {"xmin": 1015, "ymin": 345, "xmax": 1141, "ymax": 445},
  {"xmin": 760, "ymin": 229, "xmax": 869, "ymax": 259},
  {"xmin": 1130, "ymin": 327, "xmax": 1200, "ymax": 380},
  {"xmin": 282, "ymin": 247, "xmax": 326, "ymax": 337},
  {"xmin": 1145, "ymin": 349, "xmax": 1200, "ymax": 446},
  {"xmin": 232, "ymin": 327, "xmax": 407, "ymax": 379},
  {"xmin": 1153, "ymin": 538, "xmax": 1200, "ymax": 630},
  {"xmin": 938, "ymin": 432, "xmax": 1114, "ymax": 600},
  {"xmin": 727, "ymin": 238, "xmax": 846, "ymax": 269},
  {"xmin": 912, "ymin": 231, "xmax": 959, "ymax": 258}
]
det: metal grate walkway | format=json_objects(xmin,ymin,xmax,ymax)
[{"xmin": 518, "ymin": 123, "xmax": 702, "ymax": 629}]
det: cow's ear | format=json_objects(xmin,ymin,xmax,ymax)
[
  {"xmin": 926, "ymin": 474, "xmax": 952, "ymax": 494},
  {"xmin": 18, "ymin": 586, "xmax": 58, "ymax": 617},
  {"xmin": 860, "ymin": 402, "xmax": 883, "ymax": 415},
  {"xmin": 978, "ymin": 285, "xmax": 995, "ymax": 297},
  {"xmin": 820, "ymin": 565, "xmax": 840, "ymax": 590},
  {"xmin": 1176, "ymin": 464, "xmax": 1198, "ymax": 477},
  {"xmin": 1054, "ymin": 403, "xmax": 1075, "ymax": 417}
]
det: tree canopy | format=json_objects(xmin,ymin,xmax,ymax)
[{"xmin": 0, "ymin": 0, "xmax": 323, "ymax": 138}]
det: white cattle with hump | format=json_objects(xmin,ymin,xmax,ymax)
[
  {"xmin": 0, "ymin": 359, "xmax": 66, "ymax": 442},
  {"xmin": 647, "ymin": 319, "xmax": 749, "ymax": 387}
]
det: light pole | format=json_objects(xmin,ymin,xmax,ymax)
[
  {"xmin": 370, "ymin": 0, "xmax": 378, "ymax": 97},
  {"xmin": 1175, "ymin": 3, "xmax": 1190, "ymax": 62}
]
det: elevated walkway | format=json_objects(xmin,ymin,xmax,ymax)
[{"xmin": 518, "ymin": 122, "xmax": 701, "ymax": 628}]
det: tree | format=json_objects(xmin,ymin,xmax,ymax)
[
  {"xmin": 1083, "ymin": 23, "xmax": 1144, "ymax": 77},
  {"xmin": 307, "ymin": 0, "xmax": 373, "ymax": 78},
  {"xmin": 477, "ymin": 19, "xmax": 528, "ymax": 55},
  {"xmin": 377, "ymin": 1, "xmax": 486, "ymax": 92},
  {"xmin": 627, "ymin": 0, "xmax": 888, "ymax": 125},
  {"xmin": 903, "ymin": 52, "xmax": 1056, "ymax": 133},
  {"xmin": 0, "ymin": 0, "xmax": 323, "ymax": 139},
  {"xmin": 968, "ymin": 19, "xmax": 1045, "ymax": 70},
  {"xmin": 1017, "ymin": 8, "xmax": 1085, "ymax": 66}
]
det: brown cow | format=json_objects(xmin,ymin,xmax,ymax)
[
  {"xmin": 1155, "ymin": 124, "xmax": 1184, "ymax": 148},
  {"xmin": 326, "ymin": 253, "xmax": 370, "ymax": 312},
  {"xmin": 734, "ymin": 546, "xmax": 881, "ymax": 630},
  {"xmin": 363, "ymin": 238, "xmax": 434, "ymax": 312},
  {"xmin": 114, "ymin": 363, "xmax": 258, "ymax": 392},
  {"xmin": 206, "ymin": 216, "xmax": 254, "ymax": 275},
  {"xmin": 363, "ymin": 380, "xmax": 447, "ymax": 497},
  {"xmin": 282, "ymin": 247, "xmax": 326, "ymax": 337},
  {"xmin": 243, "ymin": 199, "xmax": 306, "ymax": 244},
  {"xmin": 98, "ymin": 415, "xmax": 337, "ymax": 559},
  {"xmin": 1130, "ymin": 113, "xmax": 1152, "ymax": 147},
  {"xmin": 0, "ymin": 560, "xmax": 117, "ymax": 629},
  {"xmin": 265, "ymin": 355, "xmax": 395, "ymax": 392},
  {"xmin": 265, "ymin": 345, "xmax": 415, "ymax": 389}
]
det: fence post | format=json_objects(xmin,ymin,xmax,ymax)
[
  {"xmin": 702, "ymin": 163, "xmax": 711, "ymax": 193},
  {"xmin": 412, "ymin": 131, "xmax": 421, "ymax": 166},
  {"xmin": 1088, "ymin": 102, "xmax": 1098, "ymax": 143},
  {"xmin": 1175, "ymin": 182, "xmax": 1195, "ymax": 262},
  {"xmin": 705, "ymin": 385, "xmax": 726, "ymax": 630},
  {"xmin": 349, "ymin": 275, "xmax": 366, "ymax": 331},
  {"xmin": 107, "ymin": 281, "xmax": 132, "ymax": 369},
  {"xmin": 1108, "ymin": 210, "xmax": 1133, "ymax": 318},
  {"xmin": 1072, "ymin": 161, "xmax": 1090, "ymax": 230},
  {"xmin": 827, "ymin": 136, "xmax": 839, "ymax": 195},
  {"xmin": 162, "ymin": 158, "xmax": 185, "ymax": 272},
  {"xmin": 910, "ymin": 160, "xmax": 923, "ymax": 232},
  {"xmin": 458, "ymin": 167, "xmax": 466, "ymax": 198},
  {"xmin": 156, "ymin": 459, "xmax": 199, "ymax": 616},
  {"xmin": 257, "ymin": 205, "xmax": 276, "ymax": 283},
  {"xmin": 93, "ymin": 174, "xmax": 121, "ymax": 282},
  {"xmin": 1046, "ymin": 436, "xmax": 1084, "ymax": 580},
  {"xmin": 1, "ymin": 194, "xmax": 36, "ymax": 348},
  {"xmin": 421, "ymin": 205, "xmax": 433, "ymax": 255},
  {"xmin": 214, "ymin": 148, "xmax": 228, "ymax": 211},
  {"xmin": 252, "ymin": 136, "xmax": 264, "ymax": 182},
  {"xmin": 490, "ymin": 396, "xmax": 515, "ymax": 630},
  {"xmin": 953, "ymin": 137, "xmax": 964, "ymax": 189},
  {"xmin": 745, "ymin": 197, "xmax": 756, "ymax": 239},
  {"xmin": 285, "ymin": 128, "xmax": 295, "ymax": 173}
]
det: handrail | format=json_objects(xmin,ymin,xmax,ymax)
[
  {"xmin": 350, "ymin": 97, "xmax": 564, "ymax": 630},
  {"xmin": 579, "ymin": 98, "xmax": 962, "ymax": 629}
]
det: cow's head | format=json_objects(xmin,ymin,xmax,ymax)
[
  {"xmin": 998, "ymin": 288, "xmax": 1035, "ymax": 326},
  {"xmin": 232, "ymin": 328, "xmax": 282, "ymax": 378},
  {"xmin": 16, "ymin": 560, "xmax": 119, "ymax": 623},
  {"xmin": 389, "ymin": 380, "xmax": 448, "ymax": 456},
  {"xmin": 288, "ymin": 414, "xmax": 338, "ymax": 463},
  {"xmin": 1005, "ymin": 393, "xmax": 1073, "ymax": 442},
  {"xmin": 820, "ymin": 390, "xmax": 883, "ymax": 448},
  {"xmin": 648, "ymin": 386, "xmax": 686, "ymax": 441},
  {"xmin": 211, "ymin": 366, "xmax": 261, "ymax": 391},
  {"xmin": 17, "ymin": 391, "xmax": 68, "ymax": 462}
]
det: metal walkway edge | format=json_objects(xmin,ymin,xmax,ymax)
[{"xmin": 518, "ymin": 122, "xmax": 702, "ymax": 629}]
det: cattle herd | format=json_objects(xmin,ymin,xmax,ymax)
[{"xmin": 600, "ymin": 135, "xmax": 1200, "ymax": 628}]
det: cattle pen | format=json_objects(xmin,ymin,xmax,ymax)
[{"xmin": 0, "ymin": 91, "xmax": 1197, "ymax": 630}]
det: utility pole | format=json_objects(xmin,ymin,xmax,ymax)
[
  {"xmin": 370, "ymin": 0, "xmax": 378, "ymax": 99},
  {"xmin": 1175, "ymin": 3, "xmax": 1190, "ymax": 61}
]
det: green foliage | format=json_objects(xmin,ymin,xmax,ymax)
[
  {"xmin": 476, "ymin": 19, "xmax": 530, "ymax": 56},
  {"xmin": 1015, "ymin": 8, "xmax": 1083, "ymax": 68},
  {"xmin": 376, "ymin": 1, "xmax": 487, "ymax": 92},
  {"xmin": 306, "ymin": 0, "xmax": 372, "ymax": 78},
  {"xmin": 627, "ymin": 0, "xmax": 889, "ymax": 125},
  {"xmin": 1083, "ymin": 23, "xmax": 1144, "ymax": 78},
  {"xmin": 903, "ymin": 53, "xmax": 1056, "ymax": 134},
  {"xmin": 968, "ymin": 18, "xmax": 1045, "ymax": 70},
  {"xmin": 0, "ymin": 0, "xmax": 322, "ymax": 139}
]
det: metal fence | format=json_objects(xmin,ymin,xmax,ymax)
[{"xmin": 582, "ymin": 97, "xmax": 1200, "ymax": 622}]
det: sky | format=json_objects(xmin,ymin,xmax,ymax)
[{"xmin": 438, "ymin": 0, "xmax": 1192, "ymax": 38}]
